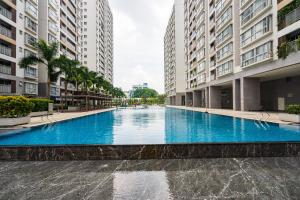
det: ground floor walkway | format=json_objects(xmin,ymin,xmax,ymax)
[
  {"xmin": 0, "ymin": 157, "xmax": 299, "ymax": 199},
  {"xmin": 168, "ymin": 105, "xmax": 288, "ymax": 124}
]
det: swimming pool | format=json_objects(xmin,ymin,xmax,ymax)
[{"xmin": 0, "ymin": 107, "xmax": 300, "ymax": 145}]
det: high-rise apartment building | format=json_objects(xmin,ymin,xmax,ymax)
[
  {"xmin": 1, "ymin": 0, "xmax": 39, "ymax": 96},
  {"xmin": 1, "ymin": 0, "xmax": 113, "ymax": 97},
  {"xmin": 165, "ymin": 0, "xmax": 300, "ymax": 111},
  {"xmin": 80, "ymin": 0, "xmax": 113, "ymax": 83},
  {"xmin": 164, "ymin": 0, "xmax": 185, "ymax": 106},
  {"xmin": 38, "ymin": 0, "xmax": 80, "ymax": 98}
]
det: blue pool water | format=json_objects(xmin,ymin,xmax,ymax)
[{"xmin": 0, "ymin": 107, "xmax": 300, "ymax": 145}]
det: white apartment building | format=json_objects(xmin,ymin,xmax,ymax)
[
  {"xmin": 164, "ymin": 0, "xmax": 185, "ymax": 106},
  {"xmin": 0, "ymin": 0, "xmax": 39, "ymax": 96},
  {"xmin": 177, "ymin": 0, "xmax": 300, "ymax": 111},
  {"xmin": 80, "ymin": 0, "xmax": 113, "ymax": 83}
]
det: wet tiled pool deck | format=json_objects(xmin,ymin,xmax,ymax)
[{"xmin": 0, "ymin": 157, "xmax": 300, "ymax": 199}]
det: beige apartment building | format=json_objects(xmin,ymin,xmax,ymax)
[
  {"xmin": 167, "ymin": 0, "xmax": 300, "ymax": 111},
  {"xmin": 164, "ymin": 0, "xmax": 186, "ymax": 106},
  {"xmin": 0, "ymin": 0, "xmax": 39, "ymax": 96}
]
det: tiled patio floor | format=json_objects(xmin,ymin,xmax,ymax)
[
  {"xmin": 168, "ymin": 106, "xmax": 291, "ymax": 124},
  {"xmin": 0, "ymin": 157, "xmax": 300, "ymax": 199}
]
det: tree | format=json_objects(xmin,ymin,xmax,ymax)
[
  {"xmin": 19, "ymin": 40, "xmax": 65, "ymax": 98},
  {"xmin": 132, "ymin": 88, "xmax": 158, "ymax": 99},
  {"xmin": 59, "ymin": 56, "xmax": 80, "ymax": 106},
  {"xmin": 112, "ymin": 87, "xmax": 126, "ymax": 98}
]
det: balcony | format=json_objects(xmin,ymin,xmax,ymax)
[
  {"xmin": 0, "ymin": 4, "xmax": 12, "ymax": 20},
  {"xmin": 0, "ymin": 44, "xmax": 12, "ymax": 56},
  {"xmin": 0, "ymin": 25, "xmax": 12, "ymax": 39},
  {"xmin": 278, "ymin": 39, "xmax": 300, "ymax": 59},
  {"xmin": 278, "ymin": 6, "xmax": 300, "ymax": 30},
  {"xmin": 0, "ymin": 64, "xmax": 11, "ymax": 75},
  {"xmin": 0, "ymin": 84, "xmax": 11, "ymax": 93}
]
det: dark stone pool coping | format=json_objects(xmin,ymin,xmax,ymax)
[{"xmin": 0, "ymin": 142, "xmax": 300, "ymax": 161}]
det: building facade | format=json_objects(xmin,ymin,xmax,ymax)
[
  {"xmin": 166, "ymin": 0, "xmax": 300, "ymax": 111},
  {"xmin": 0, "ymin": 0, "xmax": 113, "ymax": 97},
  {"xmin": 80, "ymin": 0, "xmax": 113, "ymax": 83},
  {"xmin": 1, "ymin": 0, "xmax": 39, "ymax": 96},
  {"xmin": 164, "ymin": 0, "xmax": 186, "ymax": 106}
]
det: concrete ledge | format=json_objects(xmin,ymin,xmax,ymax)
[
  {"xmin": 30, "ymin": 111, "xmax": 50, "ymax": 117},
  {"xmin": 0, "ymin": 142, "xmax": 299, "ymax": 161},
  {"xmin": 279, "ymin": 113, "xmax": 300, "ymax": 123},
  {"xmin": 0, "ymin": 117, "xmax": 30, "ymax": 127}
]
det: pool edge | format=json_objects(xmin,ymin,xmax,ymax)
[{"xmin": 0, "ymin": 142, "xmax": 299, "ymax": 161}]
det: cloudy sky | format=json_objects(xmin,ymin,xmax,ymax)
[{"xmin": 109, "ymin": 0, "xmax": 174, "ymax": 94}]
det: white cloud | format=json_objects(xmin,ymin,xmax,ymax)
[{"xmin": 110, "ymin": 0, "xmax": 174, "ymax": 93}]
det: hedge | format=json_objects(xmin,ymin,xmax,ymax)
[
  {"xmin": 286, "ymin": 104, "xmax": 300, "ymax": 115},
  {"xmin": 29, "ymin": 98, "xmax": 53, "ymax": 112},
  {"xmin": 0, "ymin": 96, "xmax": 33, "ymax": 118}
]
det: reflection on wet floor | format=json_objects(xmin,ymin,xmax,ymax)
[{"xmin": 0, "ymin": 158, "xmax": 300, "ymax": 199}]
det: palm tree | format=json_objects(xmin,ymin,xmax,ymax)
[
  {"xmin": 19, "ymin": 40, "xmax": 64, "ymax": 98},
  {"xmin": 59, "ymin": 56, "xmax": 80, "ymax": 106},
  {"xmin": 95, "ymin": 76, "xmax": 105, "ymax": 94}
]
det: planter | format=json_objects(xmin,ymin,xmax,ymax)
[
  {"xmin": 0, "ymin": 116, "xmax": 30, "ymax": 127},
  {"xmin": 30, "ymin": 111, "xmax": 50, "ymax": 117},
  {"xmin": 279, "ymin": 113, "xmax": 300, "ymax": 123}
]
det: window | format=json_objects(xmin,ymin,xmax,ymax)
[
  {"xmin": 216, "ymin": 7, "xmax": 232, "ymax": 30},
  {"xmin": 216, "ymin": 0, "xmax": 229, "ymax": 16},
  {"xmin": 241, "ymin": 15, "xmax": 272, "ymax": 47},
  {"xmin": 25, "ymin": 0, "xmax": 38, "ymax": 18},
  {"xmin": 241, "ymin": 0, "xmax": 270, "ymax": 25},
  {"xmin": 216, "ymin": 60, "xmax": 233, "ymax": 77},
  {"xmin": 241, "ymin": 41, "xmax": 273, "ymax": 67},
  {"xmin": 24, "ymin": 82, "xmax": 38, "ymax": 94},
  {"xmin": 24, "ymin": 67, "xmax": 37, "ymax": 78},
  {"xmin": 216, "ymin": 25, "xmax": 233, "ymax": 46},
  {"xmin": 25, "ymin": 16, "xmax": 37, "ymax": 32},
  {"xmin": 24, "ymin": 33, "xmax": 36, "ymax": 46},
  {"xmin": 24, "ymin": 49, "xmax": 36, "ymax": 57},
  {"xmin": 216, "ymin": 42, "xmax": 233, "ymax": 61}
]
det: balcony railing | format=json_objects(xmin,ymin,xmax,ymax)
[
  {"xmin": 0, "ymin": 44, "xmax": 12, "ymax": 56},
  {"xmin": 0, "ymin": 25, "xmax": 12, "ymax": 38},
  {"xmin": 0, "ymin": 84, "xmax": 11, "ymax": 93},
  {"xmin": 278, "ymin": 7, "xmax": 300, "ymax": 30},
  {"xmin": 0, "ymin": 64, "xmax": 11, "ymax": 75}
]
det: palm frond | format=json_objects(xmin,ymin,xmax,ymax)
[{"xmin": 19, "ymin": 55, "xmax": 44, "ymax": 69}]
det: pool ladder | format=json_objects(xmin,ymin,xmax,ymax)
[{"xmin": 254, "ymin": 112, "xmax": 270, "ymax": 129}]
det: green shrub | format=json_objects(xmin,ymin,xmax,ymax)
[
  {"xmin": 0, "ymin": 96, "xmax": 33, "ymax": 118},
  {"xmin": 286, "ymin": 104, "xmax": 300, "ymax": 115},
  {"xmin": 29, "ymin": 98, "xmax": 53, "ymax": 112}
]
